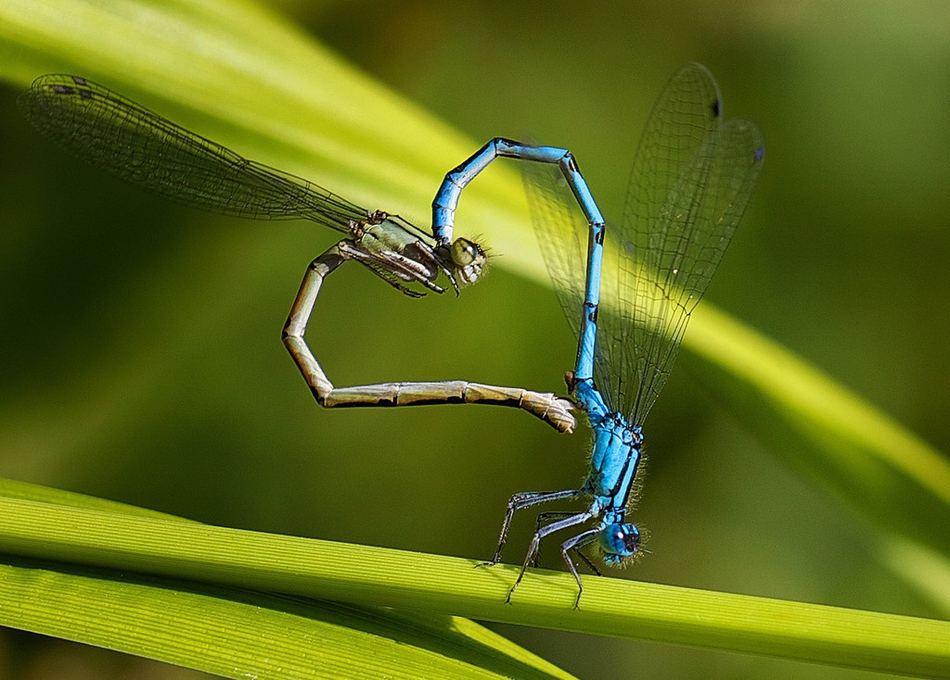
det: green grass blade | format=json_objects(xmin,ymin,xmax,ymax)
[
  {"xmin": 0, "ymin": 559, "xmax": 575, "ymax": 680},
  {"xmin": 0, "ymin": 493, "xmax": 947, "ymax": 678},
  {"xmin": 0, "ymin": 479, "xmax": 575, "ymax": 680}
]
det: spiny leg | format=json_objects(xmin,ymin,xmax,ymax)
[
  {"xmin": 341, "ymin": 242, "xmax": 445, "ymax": 296},
  {"xmin": 482, "ymin": 489, "xmax": 586, "ymax": 567},
  {"xmin": 560, "ymin": 528, "xmax": 601, "ymax": 608},
  {"xmin": 570, "ymin": 543, "xmax": 603, "ymax": 578},
  {"xmin": 533, "ymin": 511, "xmax": 576, "ymax": 567},
  {"xmin": 507, "ymin": 509, "xmax": 596, "ymax": 604},
  {"xmin": 533, "ymin": 511, "xmax": 602, "ymax": 575}
]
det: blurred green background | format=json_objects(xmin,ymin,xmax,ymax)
[{"xmin": 1, "ymin": 1, "xmax": 949, "ymax": 678}]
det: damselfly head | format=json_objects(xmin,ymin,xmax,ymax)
[
  {"xmin": 448, "ymin": 237, "xmax": 487, "ymax": 284},
  {"xmin": 599, "ymin": 522, "xmax": 641, "ymax": 565}
]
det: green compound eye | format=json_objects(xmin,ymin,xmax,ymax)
[
  {"xmin": 450, "ymin": 237, "xmax": 484, "ymax": 267},
  {"xmin": 448, "ymin": 238, "xmax": 487, "ymax": 285}
]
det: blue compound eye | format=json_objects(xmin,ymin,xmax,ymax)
[{"xmin": 600, "ymin": 523, "xmax": 640, "ymax": 562}]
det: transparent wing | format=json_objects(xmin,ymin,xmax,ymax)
[
  {"xmin": 18, "ymin": 74, "xmax": 371, "ymax": 232},
  {"xmin": 521, "ymin": 158, "xmax": 589, "ymax": 342},
  {"xmin": 598, "ymin": 63, "xmax": 765, "ymax": 424}
]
